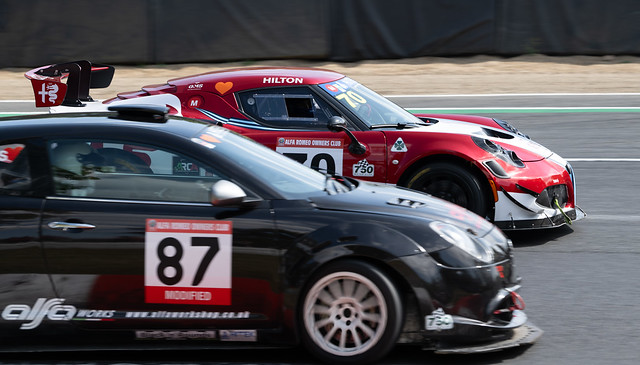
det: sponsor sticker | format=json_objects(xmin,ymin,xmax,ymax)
[
  {"xmin": 215, "ymin": 81, "xmax": 233, "ymax": 95},
  {"xmin": 320, "ymin": 79, "xmax": 357, "ymax": 95},
  {"xmin": 145, "ymin": 219, "xmax": 233, "ymax": 305},
  {"xmin": 192, "ymin": 138, "xmax": 216, "ymax": 149},
  {"xmin": 220, "ymin": 329, "xmax": 257, "ymax": 342},
  {"xmin": 262, "ymin": 77, "xmax": 303, "ymax": 84},
  {"xmin": 0, "ymin": 144, "xmax": 25, "ymax": 164},
  {"xmin": 123, "ymin": 310, "xmax": 250, "ymax": 319},
  {"xmin": 352, "ymin": 159, "xmax": 374, "ymax": 177},
  {"xmin": 136, "ymin": 330, "xmax": 216, "ymax": 340},
  {"xmin": 1, "ymin": 298, "xmax": 76, "ymax": 330},
  {"xmin": 276, "ymin": 137, "xmax": 343, "ymax": 175},
  {"xmin": 30, "ymin": 79, "xmax": 67, "ymax": 107},
  {"xmin": 391, "ymin": 137, "xmax": 408, "ymax": 152},
  {"xmin": 1, "ymin": 298, "xmax": 251, "ymax": 330},
  {"xmin": 387, "ymin": 197, "xmax": 426, "ymax": 209},
  {"xmin": 172, "ymin": 156, "xmax": 200, "ymax": 176},
  {"xmin": 188, "ymin": 82, "xmax": 204, "ymax": 90},
  {"xmin": 425, "ymin": 308, "xmax": 454, "ymax": 331},
  {"xmin": 187, "ymin": 95, "xmax": 204, "ymax": 108}
]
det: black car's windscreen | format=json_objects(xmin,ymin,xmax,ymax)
[
  {"xmin": 318, "ymin": 77, "xmax": 422, "ymax": 127},
  {"xmin": 194, "ymin": 127, "xmax": 329, "ymax": 198}
]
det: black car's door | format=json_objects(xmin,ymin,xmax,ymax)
[
  {"xmin": 38, "ymin": 139, "xmax": 283, "ymax": 340},
  {"xmin": 0, "ymin": 141, "xmax": 58, "ymax": 339}
]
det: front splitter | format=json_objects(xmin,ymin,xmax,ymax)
[{"xmin": 434, "ymin": 322, "xmax": 543, "ymax": 354}]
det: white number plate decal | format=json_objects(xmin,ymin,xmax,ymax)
[
  {"xmin": 425, "ymin": 308, "xmax": 454, "ymax": 330},
  {"xmin": 276, "ymin": 138, "xmax": 343, "ymax": 175},
  {"xmin": 145, "ymin": 219, "xmax": 232, "ymax": 305}
]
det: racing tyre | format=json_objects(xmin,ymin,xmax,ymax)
[
  {"xmin": 406, "ymin": 162, "xmax": 489, "ymax": 217},
  {"xmin": 300, "ymin": 260, "xmax": 403, "ymax": 364}
]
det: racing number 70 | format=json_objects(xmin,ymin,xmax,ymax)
[
  {"xmin": 283, "ymin": 152, "xmax": 337, "ymax": 175},
  {"xmin": 335, "ymin": 91, "xmax": 366, "ymax": 108},
  {"xmin": 157, "ymin": 236, "xmax": 219, "ymax": 286}
]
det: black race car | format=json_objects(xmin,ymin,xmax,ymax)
[{"xmin": 0, "ymin": 105, "xmax": 541, "ymax": 364}]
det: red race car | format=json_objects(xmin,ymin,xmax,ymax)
[{"xmin": 26, "ymin": 60, "xmax": 585, "ymax": 230}]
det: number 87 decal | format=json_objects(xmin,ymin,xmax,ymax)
[{"xmin": 144, "ymin": 219, "xmax": 233, "ymax": 305}]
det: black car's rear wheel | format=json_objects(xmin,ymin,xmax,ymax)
[
  {"xmin": 406, "ymin": 162, "xmax": 489, "ymax": 217},
  {"xmin": 300, "ymin": 260, "xmax": 403, "ymax": 364}
]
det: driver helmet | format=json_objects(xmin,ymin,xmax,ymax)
[{"xmin": 51, "ymin": 141, "xmax": 102, "ymax": 175}]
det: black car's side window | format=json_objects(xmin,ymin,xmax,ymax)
[
  {"xmin": 48, "ymin": 140, "xmax": 225, "ymax": 203},
  {"xmin": 238, "ymin": 87, "xmax": 340, "ymax": 129},
  {"xmin": 0, "ymin": 143, "xmax": 30, "ymax": 195}
]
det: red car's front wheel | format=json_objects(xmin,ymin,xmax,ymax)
[{"xmin": 406, "ymin": 162, "xmax": 490, "ymax": 218}]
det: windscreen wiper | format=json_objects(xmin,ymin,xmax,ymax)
[{"xmin": 369, "ymin": 121, "xmax": 429, "ymax": 130}]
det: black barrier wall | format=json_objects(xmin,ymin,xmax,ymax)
[{"xmin": 1, "ymin": 0, "xmax": 640, "ymax": 68}]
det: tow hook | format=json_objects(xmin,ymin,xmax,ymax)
[{"xmin": 554, "ymin": 195, "xmax": 572, "ymax": 225}]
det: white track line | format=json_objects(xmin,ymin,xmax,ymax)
[{"xmin": 582, "ymin": 215, "xmax": 640, "ymax": 222}]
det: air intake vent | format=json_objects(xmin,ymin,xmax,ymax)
[
  {"xmin": 108, "ymin": 104, "xmax": 169, "ymax": 122},
  {"xmin": 535, "ymin": 184, "xmax": 568, "ymax": 208}
]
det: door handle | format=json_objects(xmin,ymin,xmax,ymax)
[{"xmin": 47, "ymin": 222, "xmax": 96, "ymax": 231}]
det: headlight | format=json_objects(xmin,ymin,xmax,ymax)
[
  {"xmin": 472, "ymin": 136, "xmax": 525, "ymax": 169},
  {"xmin": 429, "ymin": 221, "xmax": 494, "ymax": 263}
]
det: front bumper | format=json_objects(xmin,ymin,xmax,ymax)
[
  {"xmin": 490, "ymin": 157, "xmax": 584, "ymax": 230},
  {"xmin": 394, "ymin": 254, "xmax": 542, "ymax": 352},
  {"xmin": 493, "ymin": 189, "xmax": 586, "ymax": 230}
]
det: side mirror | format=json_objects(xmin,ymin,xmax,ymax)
[
  {"xmin": 328, "ymin": 116, "xmax": 348, "ymax": 131},
  {"xmin": 210, "ymin": 180, "xmax": 246, "ymax": 206},
  {"xmin": 326, "ymin": 116, "xmax": 366, "ymax": 155}
]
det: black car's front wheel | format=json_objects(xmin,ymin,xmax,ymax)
[
  {"xmin": 300, "ymin": 260, "xmax": 404, "ymax": 364},
  {"xmin": 406, "ymin": 161, "xmax": 489, "ymax": 217}
]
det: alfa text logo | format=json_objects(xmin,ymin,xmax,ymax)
[{"xmin": 2, "ymin": 298, "xmax": 76, "ymax": 330}]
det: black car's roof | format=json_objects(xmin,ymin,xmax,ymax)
[{"xmin": 0, "ymin": 108, "xmax": 210, "ymax": 141}]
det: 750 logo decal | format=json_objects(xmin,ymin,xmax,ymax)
[
  {"xmin": 353, "ymin": 159, "xmax": 374, "ymax": 177},
  {"xmin": 145, "ymin": 219, "xmax": 233, "ymax": 305},
  {"xmin": 425, "ymin": 308, "xmax": 454, "ymax": 331}
]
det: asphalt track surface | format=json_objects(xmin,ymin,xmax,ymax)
[{"xmin": 1, "ymin": 94, "xmax": 640, "ymax": 364}]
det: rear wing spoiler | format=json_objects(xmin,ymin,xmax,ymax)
[{"xmin": 24, "ymin": 60, "xmax": 115, "ymax": 107}]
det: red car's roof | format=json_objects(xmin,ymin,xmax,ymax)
[{"xmin": 166, "ymin": 67, "xmax": 346, "ymax": 95}]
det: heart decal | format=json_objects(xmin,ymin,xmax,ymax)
[
  {"xmin": 215, "ymin": 81, "xmax": 233, "ymax": 95},
  {"xmin": 0, "ymin": 145, "xmax": 25, "ymax": 163}
]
